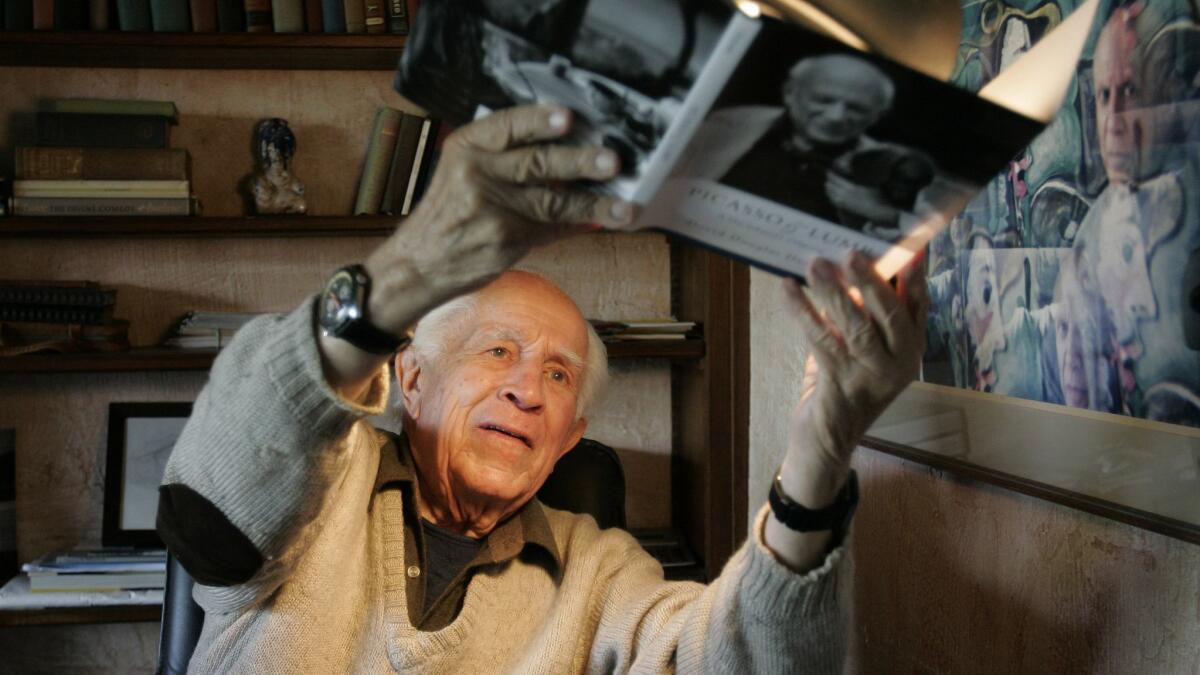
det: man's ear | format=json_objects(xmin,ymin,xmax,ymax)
[
  {"xmin": 558, "ymin": 417, "xmax": 588, "ymax": 460},
  {"xmin": 396, "ymin": 349, "xmax": 422, "ymax": 420}
]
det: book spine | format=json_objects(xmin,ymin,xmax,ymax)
[
  {"xmin": 11, "ymin": 197, "xmax": 193, "ymax": 216},
  {"xmin": 353, "ymin": 108, "xmax": 403, "ymax": 215},
  {"xmin": 0, "ymin": 287, "xmax": 115, "ymax": 307},
  {"xmin": 47, "ymin": 98, "xmax": 178, "ymax": 121},
  {"xmin": 5, "ymin": 0, "xmax": 35, "ymax": 29},
  {"xmin": 14, "ymin": 183, "xmax": 191, "ymax": 199},
  {"xmin": 243, "ymin": 0, "xmax": 270, "ymax": 32},
  {"xmin": 382, "ymin": 113, "xmax": 425, "ymax": 215},
  {"xmin": 361, "ymin": 0, "xmax": 381, "ymax": 33},
  {"xmin": 188, "ymin": 0, "xmax": 215, "ymax": 30},
  {"xmin": 339, "ymin": 0, "xmax": 360, "ymax": 32},
  {"xmin": 115, "ymin": 0, "xmax": 150, "ymax": 30},
  {"xmin": 17, "ymin": 148, "xmax": 190, "ymax": 181},
  {"xmin": 53, "ymin": 0, "xmax": 86, "ymax": 27},
  {"xmin": 318, "ymin": 0, "xmax": 341, "ymax": 32},
  {"xmin": 400, "ymin": 117, "xmax": 432, "ymax": 216},
  {"xmin": 213, "ymin": 0, "xmax": 242, "ymax": 30},
  {"xmin": 88, "ymin": 0, "xmax": 109, "ymax": 28},
  {"xmin": 150, "ymin": 0, "xmax": 189, "ymax": 31},
  {"xmin": 32, "ymin": 0, "xmax": 52, "ymax": 28},
  {"xmin": 36, "ymin": 113, "xmax": 171, "ymax": 150},
  {"xmin": 269, "ymin": 0, "xmax": 299, "ymax": 32},
  {"xmin": 301, "ymin": 0, "xmax": 318, "ymax": 31},
  {"xmin": 0, "ymin": 305, "xmax": 114, "ymax": 325},
  {"xmin": 382, "ymin": 0, "xmax": 403, "ymax": 34}
]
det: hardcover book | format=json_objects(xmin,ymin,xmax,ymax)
[
  {"xmin": 43, "ymin": 98, "xmax": 179, "ymax": 122},
  {"xmin": 10, "ymin": 196, "xmax": 193, "ymax": 216},
  {"xmin": 382, "ymin": 0, "xmax": 403, "ymax": 34},
  {"xmin": 189, "ymin": 0, "xmax": 216, "ymax": 31},
  {"xmin": 213, "ymin": 0, "xmax": 243, "ymax": 30},
  {"xmin": 380, "ymin": 112, "xmax": 428, "ymax": 216},
  {"xmin": 318, "ymin": 0, "xmax": 342, "ymax": 32},
  {"xmin": 115, "ymin": 0, "xmax": 150, "ymax": 30},
  {"xmin": 394, "ymin": 0, "xmax": 1096, "ymax": 281},
  {"xmin": 36, "ymin": 112, "xmax": 172, "ymax": 149},
  {"xmin": 149, "ymin": 0, "xmax": 189, "ymax": 31},
  {"xmin": 353, "ymin": 107, "xmax": 404, "ymax": 215},
  {"xmin": 339, "ymin": 0, "xmax": 360, "ymax": 32},
  {"xmin": 270, "ymin": 0, "xmax": 301, "ymax": 32},
  {"xmin": 4, "ymin": 0, "xmax": 35, "ymax": 30},
  {"xmin": 16, "ymin": 147, "xmax": 190, "ymax": 181},
  {"xmin": 362, "ymin": 0, "xmax": 383, "ymax": 33},
  {"xmin": 243, "ymin": 0, "xmax": 271, "ymax": 32}
]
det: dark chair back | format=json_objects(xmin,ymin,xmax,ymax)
[{"xmin": 155, "ymin": 436, "xmax": 625, "ymax": 674}]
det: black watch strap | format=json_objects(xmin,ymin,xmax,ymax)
[
  {"xmin": 337, "ymin": 310, "xmax": 409, "ymax": 355},
  {"xmin": 769, "ymin": 469, "xmax": 859, "ymax": 546}
]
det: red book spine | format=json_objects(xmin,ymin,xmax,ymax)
[
  {"xmin": 32, "ymin": 0, "xmax": 54, "ymax": 28},
  {"xmin": 190, "ymin": 0, "xmax": 217, "ymax": 30},
  {"xmin": 303, "ymin": 0, "xmax": 321, "ymax": 31},
  {"xmin": 243, "ymin": 0, "xmax": 271, "ymax": 31}
]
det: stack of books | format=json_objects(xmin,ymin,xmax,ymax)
[
  {"xmin": 0, "ymin": 280, "xmax": 129, "ymax": 356},
  {"xmin": 353, "ymin": 106, "xmax": 439, "ymax": 217},
  {"xmin": 589, "ymin": 319, "xmax": 698, "ymax": 342},
  {"xmin": 10, "ymin": 98, "xmax": 195, "ymax": 217},
  {"xmin": 160, "ymin": 310, "xmax": 263, "ymax": 349},
  {"xmin": 20, "ymin": 548, "xmax": 167, "ymax": 593},
  {"xmin": 0, "ymin": 0, "xmax": 417, "ymax": 33}
]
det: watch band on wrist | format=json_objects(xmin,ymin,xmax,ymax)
[
  {"xmin": 319, "ymin": 264, "xmax": 411, "ymax": 355},
  {"xmin": 769, "ymin": 469, "xmax": 859, "ymax": 548}
]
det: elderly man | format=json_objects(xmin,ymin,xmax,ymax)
[
  {"xmin": 718, "ymin": 53, "xmax": 934, "ymax": 240},
  {"xmin": 157, "ymin": 105, "xmax": 926, "ymax": 673}
]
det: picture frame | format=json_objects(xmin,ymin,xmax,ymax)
[
  {"xmin": 864, "ymin": 383, "xmax": 1200, "ymax": 545},
  {"xmin": 103, "ymin": 402, "xmax": 193, "ymax": 548}
]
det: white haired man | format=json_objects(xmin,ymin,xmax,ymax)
[{"xmin": 157, "ymin": 104, "xmax": 927, "ymax": 673}]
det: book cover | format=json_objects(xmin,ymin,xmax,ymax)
[
  {"xmin": 394, "ymin": 0, "xmax": 1093, "ymax": 282},
  {"xmin": 301, "ymin": 0, "xmax": 319, "ymax": 32},
  {"xmin": 361, "ymin": 0, "xmax": 382, "ymax": 33},
  {"xmin": 380, "ymin": 112, "xmax": 425, "ymax": 215},
  {"xmin": 0, "ymin": 281, "xmax": 115, "ymax": 307},
  {"xmin": 45, "ymin": 98, "xmax": 179, "ymax": 122},
  {"xmin": 353, "ymin": 107, "xmax": 403, "ymax": 215},
  {"xmin": 149, "ymin": 0, "xmax": 189, "ymax": 31},
  {"xmin": 243, "ymin": 0, "xmax": 270, "ymax": 32},
  {"xmin": 213, "ymin": 0, "xmax": 242, "ymax": 30},
  {"xmin": 114, "ymin": 0, "xmax": 149, "ymax": 29},
  {"xmin": 339, "ymin": 0, "xmax": 360, "ymax": 33},
  {"xmin": 27, "ymin": 570, "xmax": 165, "ymax": 592},
  {"xmin": 36, "ymin": 112, "xmax": 171, "ymax": 149},
  {"xmin": 317, "ymin": 0, "xmax": 341, "ymax": 32},
  {"xmin": 16, "ymin": 147, "xmax": 190, "ymax": 181},
  {"xmin": 88, "ymin": 0, "xmax": 109, "ymax": 28},
  {"xmin": 399, "ymin": 117, "xmax": 433, "ymax": 216},
  {"xmin": 188, "ymin": 0, "xmax": 215, "ymax": 31},
  {"xmin": 4, "ymin": 0, "xmax": 34, "ymax": 29},
  {"xmin": 382, "ymin": 0, "xmax": 403, "ymax": 34},
  {"xmin": 270, "ymin": 0, "xmax": 300, "ymax": 32},
  {"xmin": 13, "ymin": 179, "xmax": 190, "ymax": 199},
  {"xmin": 11, "ymin": 196, "xmax": 193, "ymax": 216},
  {"xmin": 53, "ymin": 0, "xmax": 86, "ymax": 27}
]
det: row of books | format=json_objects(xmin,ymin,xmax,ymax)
[
  {"xmin": 19, "ymin": 547, "xmax": 166, "ymax": 593},
  {"xmin": 353, "ymin": 107, "xmax": 438, "ymax": 217},
  {"xmin": 0, "ymin": 0, "xmax": 417, "ymax": 33},
  {"xmin": 0, "ymin": 280, "xmax": 129, "ymax": 356},
  {"xmin": 10, "ymin": 98, "xmax": 197, "ymax": 217}
]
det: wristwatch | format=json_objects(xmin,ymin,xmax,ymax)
[
  {"xmin": 769, "ymin": 469, "xmax": 859, "ymax": 547},
  {"xmin": 317, "ymin": 264, "xmax": 409, "ymax": 355}
]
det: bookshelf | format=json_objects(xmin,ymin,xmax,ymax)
[
  {"xmin": 0, "ymin": 32, "xmax": 405, "ymax": 70},
  {"xmin": 0, "ymin": 215, "xmax": 399, "ymax": 238}
]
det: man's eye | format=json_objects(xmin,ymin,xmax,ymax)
[
  {"xmin": 548, "ymin": 369, "xmax": 568, "ymax": 384},
  {"xmin": 488, "ymin": 347, "xmax": 509, "ymax": 358}
]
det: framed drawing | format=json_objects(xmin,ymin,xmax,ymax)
[{"xmin": 103, "ymin": 402, "xmax": 193, "ymax": 548}]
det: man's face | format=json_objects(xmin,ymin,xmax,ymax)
[
  {"xmin": 785, "ymin": 61, "xmax": 889, "ymax": 146},
  {"xmin": 1093, "ymin": 15, "xmax": 1142, "ymax": 184},
  {"xmin": 1094, "ymin": 192, "xmax": 1155, "ymax": 346},
  {"xmin": 402, "ymin": 276, "xmax": 589, "ymax": 508}
]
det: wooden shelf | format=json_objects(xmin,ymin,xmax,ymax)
[
  {"xmin": 0, "ymin": 604, "xmax": 160, "ymax": 626},
  {"xmin": 0, "ymin": 215, "xmax": 399, "ymax": 238},
  {"xmin": 0, "ymin": 32, "xmax": 405, "ymax": 70},
  {"xmin": 0, "ymin": 340, "xmax": 706, "ymax": 374}
]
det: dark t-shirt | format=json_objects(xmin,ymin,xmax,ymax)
[{"xmin": 420, "ymin": 518, "xmax": 485, "ymax": 616}]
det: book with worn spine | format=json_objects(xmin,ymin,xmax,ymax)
[
  {"xmin": 353, "ymin": 107, "xmax": 403, "ymax": 215},
  {"xmin": 16, "ymin": 148, "xmax": 190, "ymax": 181},
  {"xmin": 270, "ymin": 0, "xmax": 300, "ymax": 32},
  {"xmin": 36, "ymin": 113, "xmax": 171, "ymax": 149},
  {"xmin": 339, "ymin": 0, "xmax": 360, "ymax": 32},
  {"xmin": 13, "ymin": 179, "xmax": 191, "ymax": 199},
  {"xmin": 380, "ymin": 112, "xmax": 427, "ymax": 216},
  {"xmin": 149, "ymin": 0, "xmax": 189, "ymax": 31},
  {"xmin": 243, "ymin": 0, "xmax": 271, "ymax": 31},
  {"xmin": 115, "ymin": 0, "xmax": 150, "ymax": 29},
  {"xmin": 11, "ymin": 196, "xmax": 194, "ymax": 216},
  {"xmin": 362, "ymin": 0, "xmax": 382, "ymax": 33}
]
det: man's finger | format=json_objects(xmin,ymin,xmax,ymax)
[
  {"xmin": 898, "ymin": 249, "xmax": 930, "ymax": 337},
  {"xmin": 513, "ymin": 186, "xmax": 635, "ymax": 228},
  {"xmin": 782, "ymin": 276, "xmax": 845, "ymax": 371},
  {"xmin": 843, "ymin": 250, "xmax": 909, "ymax": 354},
  {"xmin": 807, "ymin": 257, "xmax": 884, "ymax": 359},
  {"xmin": 451, "ymin": 105, "xmax": 572, "ymax": 153},
  {"xmin": 482, "ymin": 144, "xmax": 620, "ymax": 184}
]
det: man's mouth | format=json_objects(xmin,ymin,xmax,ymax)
[{"xmin": 480, "ymin": 424, "xmax": 532, "ymax": 449}]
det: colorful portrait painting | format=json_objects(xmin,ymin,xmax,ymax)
[{"xmin": 924, "ymin": 0, "xmax": 1200, "ymax": 426}]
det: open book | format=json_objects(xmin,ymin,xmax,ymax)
[{"xmin": 394, "ymin": 0, "xmax": 1097, "ymax": 280}]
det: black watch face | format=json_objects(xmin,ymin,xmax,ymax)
[{"xmin": 320, "ymin": 269, "xmax": 362, "ymax": 331}]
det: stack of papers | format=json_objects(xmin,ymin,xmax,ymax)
[
  {"xmin": 161, "ymin": 311, "xmax": 263, "ymax": 349},
  {"xmin": 19, "ymin": 548, "xmax": 166, "ymax": 593},
  {"xmin": 589, "ymin": 319, "xmax": 698, "ymax": 341}
]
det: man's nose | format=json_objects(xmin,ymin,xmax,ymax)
[{"xmin": 500, "ymin": 362, "xmax": 545, "ymax": 411}]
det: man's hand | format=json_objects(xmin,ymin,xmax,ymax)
[
  {"xmin": 825, "ymin": 173, "xmax": 901, "ymax": 226},
  {"xmin": 764, "ymin": 251, "xmax": 927, "ymax": 570},
  {"xmin": 363, "ymin": 104, "xmax": 636, "ymax": 336}
]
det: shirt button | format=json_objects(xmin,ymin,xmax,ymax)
[{"xmin": 407, "ymin": 565, "xmax": 420, "ymax": 578}]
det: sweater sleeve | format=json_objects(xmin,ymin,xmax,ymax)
[
  {"xmin": 587, "ymin": 504, "xmax": 850, "ymax": 674},
  {"xmin": 156, "ymin": 296, "xmax": 389, "ymax": 605}
]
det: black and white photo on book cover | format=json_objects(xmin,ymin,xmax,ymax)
[{"xmin": 395, "ymin": 0, "xmax": 1093, "ymax": 281}]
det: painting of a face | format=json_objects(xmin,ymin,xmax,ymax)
[
  {"xmin": 785, "ymin": 57, "xmax": 890, "ymax": 146},
  {"xmin": 1093, "ymin": 192, "xmax": 1156, "ymax": 347},
  {"xmin": 1093, "ymin": 11, "xmax": 1144, "ymax": 184}
]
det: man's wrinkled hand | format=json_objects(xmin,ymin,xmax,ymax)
[{"xmin": 363, "ymin": 105, "xmax": 637, "ymax": 334}]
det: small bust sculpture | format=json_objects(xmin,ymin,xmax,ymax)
[{"xmin": 249, "ymin": 118, "xmax": 307, "ymax": 215}]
